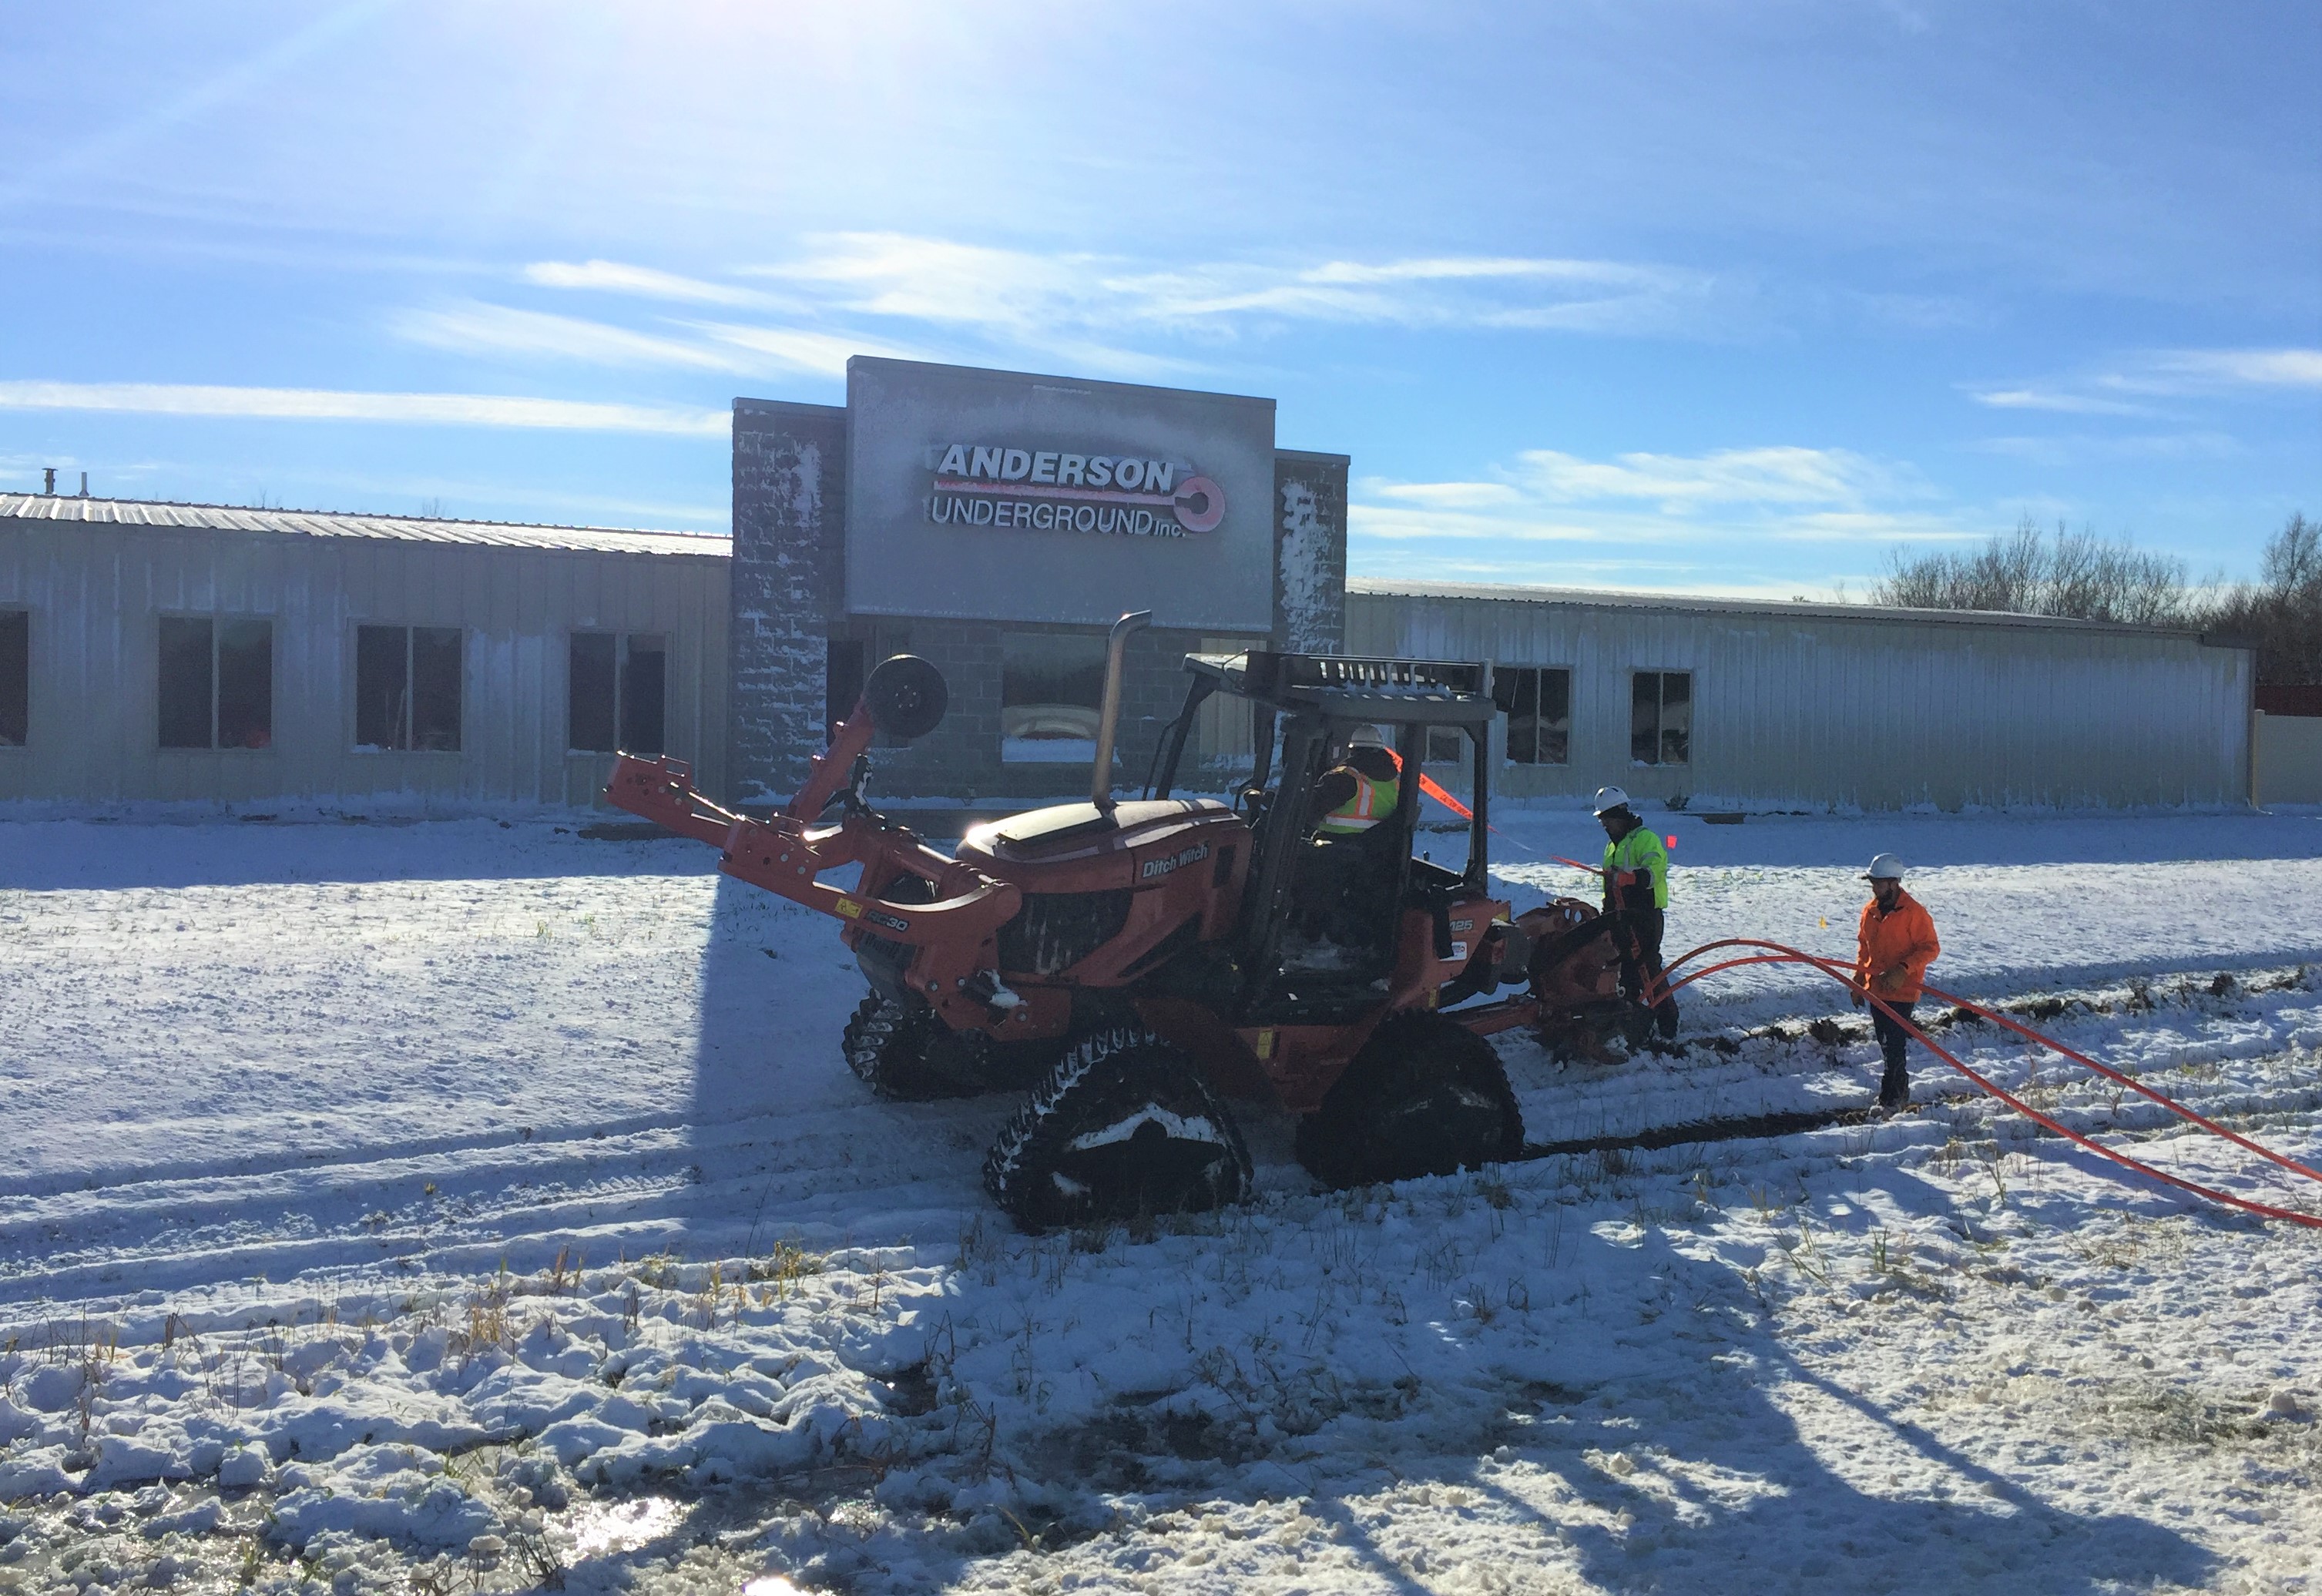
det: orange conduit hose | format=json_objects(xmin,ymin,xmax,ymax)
[
  {"xmin": 1644, "ymin": 937, "xmax": 2322, "ymax": 1229},
  {"xmin": 1664, "ymin": 938, "xmax": 2322, "ymax": 1189}
]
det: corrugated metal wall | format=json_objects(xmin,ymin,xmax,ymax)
[
  {"xmin": 0, "ymin": 520, "xmax": 728, "ymax": 808},
  {"xmin": 1349, "ymin": 588, "xmax": 2253, "ymax": 810}
]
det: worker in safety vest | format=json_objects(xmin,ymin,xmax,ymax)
[
  {"xmin": 1595, "ymin": 785, "xmax": 1679, "ymax": 1041},
  {"xmin": 1314, "ymin": 725, "xmax": 1403, "ymax": 836},
  {"xmin": 1851, "ymin": 853, "xmax": 1940, "ymax": 1113}
]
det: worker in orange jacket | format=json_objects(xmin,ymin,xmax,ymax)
[{"xmin": 1852, "ymin": 853, "xmax": 1940, "ymax": 1112}]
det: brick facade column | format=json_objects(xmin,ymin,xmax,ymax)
[
  {"xmin": 1273, "ymin": 450, "xmax": 1349, "ymax": 655},
  {"xmin": 730, "ymin": 398, "xmax": 847, "ymax": 804}
]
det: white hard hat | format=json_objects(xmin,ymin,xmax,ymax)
[
  {"xmin": 1592, "ymin": 785, "xmax": 1632, "ymax": 816},
  {"xmin": 1347, "ymin": 723, "xmax": 1390, "ymax": 749},
  {"xmin": 1865, "ymin": 853, "xmax": 1906, "ymax": 881}
]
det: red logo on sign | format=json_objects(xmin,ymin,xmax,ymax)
[{"xmin": 1171, "ymin": 476, "xmax": 1224, "ymax": 533}]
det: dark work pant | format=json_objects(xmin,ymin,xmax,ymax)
[
  {"xmin": 1871, "ymin": 998, "xmax": 1918, "ymax": 1083},
  {"xmin": 1613, "ymin": 906, "xmax": 1679, "ymax": 1038}
]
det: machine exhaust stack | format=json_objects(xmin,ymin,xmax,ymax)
[{"xmin": 1090, "ymin": 609, "xmax": 1152, "ymax": 811}]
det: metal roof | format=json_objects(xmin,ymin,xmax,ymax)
[
  {"xmin": 0, "ymin": 495, "xmax": 730, "ymax": 558},
  {"xmin": 1348, "ymin": 576, "xmax": 2217, "ymax": 642}
]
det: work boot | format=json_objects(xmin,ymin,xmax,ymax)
[
  {"xmin": 1878, "ymin": 1065, "xmax": 1911, "ymax": 1114},
  {"xmin": 1655, "ymin": 1001, "xmax": 1679, "ymax": 1041}
]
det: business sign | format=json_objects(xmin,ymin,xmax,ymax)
[
  {"xmin": 844, "ymin": 357, "xmax": 1274, "ymax": 630},
  {"xmin": 925, "ymin": 444, "xmax": 1224, "ymax": 538}
]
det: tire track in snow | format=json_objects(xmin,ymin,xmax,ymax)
[{"xmin": 8, "ymin": 971, "xmax": 2317, "ymax": 1313}]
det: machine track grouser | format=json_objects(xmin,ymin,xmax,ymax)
[{"xmin": 606, "ymin": 612, "xmax": 1656, "ymax": 1230}]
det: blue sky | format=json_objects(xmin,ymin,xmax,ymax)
[{"xmin": 2, "ymin": 0, "xmax": 2316, "ymax": 598}]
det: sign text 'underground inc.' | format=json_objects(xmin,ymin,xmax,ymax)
[{"xmin": 924, "ymin": 442, "xmax": 1226, "ymax": 538}]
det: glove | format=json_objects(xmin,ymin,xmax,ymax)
[{"xmin": 1850, "ymin": 987, "xmax": 1864, "ymax": 1009}]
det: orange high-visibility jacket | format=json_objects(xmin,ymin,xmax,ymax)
[{"xmin": 1857, "ymin": 890, "xmax": 1940, "ymax": 1003}]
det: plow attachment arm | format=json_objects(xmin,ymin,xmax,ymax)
[
  {"xmin": 601, "ymin": 683, "xmax": 1028, "ymax": 1034},
  {"xmin": 605, "ymin": 754, "xmax": 750, "ymax": 849},
  {"xmin": 602, "ymin": 750, "xmax": 1022, "ymax": 953}
]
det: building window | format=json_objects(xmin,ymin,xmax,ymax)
[
  {"xmin": 1423, "ymin": 726, "xmax": 1465, "ymax": 766},
  {"xmin": 622, "ymin": 636, "xmax": 666, "ymax": 755},
  {"xmin": 568, "ymin": 632, "xmax": 666, "ymax": 756},
  {"xmin": 158, "ymin": 616, "xmax": 273, "ymax": 749},
  {"xmin": 1500, "ymin": 666, "xmax": 1572, "ymax": 766},
  {"xmin": 1002, "ymin": 632, "xmax": 1108, "ymax": 763},
  {"xmin": 0, "ymin": 609, "xmax": 25, "ymax": 746},
  {"xmin": 1631, "ymin": 670, "xmax": 1691, "ymax": 766},
  {"xmin": 355, "ymin": 624, "xmax": 463, "ymax": 751}
]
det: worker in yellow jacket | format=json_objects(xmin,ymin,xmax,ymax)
[
  {"xmin": 1314, "ymin": 725, "xmax": 1403, "ymax": 836},
  {"xmin": 1595, "ymin": 786, "xmax": 1678, "ymax": 1041}
]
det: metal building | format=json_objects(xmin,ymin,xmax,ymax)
[
  {"xmin": 0, "ymin": 354, "xmax": 2265, "ymax": 817},
  {"xmin": 1348, "ymin": 580, "xmax": 2255, "ymax": 810},
  {"xmin": 0, "ymin": 496, "xmax": 728, "ymax": 808}
]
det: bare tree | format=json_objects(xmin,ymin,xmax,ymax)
[
  {"xmin": 1870, "ymin": 517, "xmax": 2200, "ymax": 626},
  {"xmin": 2206, "ymin": 513, "xmax": 2321, "ymax": 685}
]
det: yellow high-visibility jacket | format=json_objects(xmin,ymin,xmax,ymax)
[
  {"xmin": 1317, "ymin": 769, "xmax": 1401, "ymax": 835},
  {"xmin": 1602, "ymin": 825, "xmax": 1670, "ymax": 910}
]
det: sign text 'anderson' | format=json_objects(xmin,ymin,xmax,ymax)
[{"xmin": 925, "ymin": 443, "xmax": 1226, "ymax": 538}]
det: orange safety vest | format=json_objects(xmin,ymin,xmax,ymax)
[
  {"xmin": 1317, "ymin": 766, "xmax": 1401, "ymax": 834},
  {"xmin": 1857, "ymin": 890, "xmax": 1941, "ymax": 1003}
]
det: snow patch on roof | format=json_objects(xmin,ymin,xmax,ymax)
[
  {"xmin": 0, "ymin": 495, "xmax": 730, "ymax": 558},
  {"xmin": 1350, "ymin": 576, "xmax": 2213, "ymax": 638}
]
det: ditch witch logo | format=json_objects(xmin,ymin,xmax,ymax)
[
  {"xmin": 924, "ymin": 443, "xmax": 1225, "ymax": 538},
  {"xmin": 1139, "ymin": 840, "xmax": 1211, "ymax": 880}
]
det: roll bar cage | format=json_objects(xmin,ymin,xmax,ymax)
[{"xmin": 1144, "ymin": 649, "xmax": 1501, "ymax": 900}]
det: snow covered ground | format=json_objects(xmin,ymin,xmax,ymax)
[{"xmin": 2, "ymin": 809, "xmax": 2319, "ymax": 1594}]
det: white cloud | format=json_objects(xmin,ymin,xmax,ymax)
[
  {"xmin": 433, "ymin": 238, "xmax": 1722, "ymax": 387},
  {"xmin": 522, "ymin": 260, "xmax": 773, "ymax": 308},
  {"xmin": 1364, "ymin": 481, "xmax": 1526, "ymax": 509},
  {"xmin": 1347, "ymin": 441, "xmax": 1979, "ymax": 595},
  {"xmin": 1967, "ymin": 347, "xmax": 2322, "ymax": 415},
  {"xmin": 2137, "ymin": 347, "xmax": 2322, "ymax": 390},
  {"xmin": 506, "ymin": 242, "xmax": 1193, "ymax": 379},
  {"xmin": 1966, "ymin": 387, "xmax": 2153, "ymax": 416},
  {"xmin": 1351, "ymin": 502, "xmax": 1610, "ymax": 545},
  {"xmin": 1107, "ymin": 253, "xmax": 1709, "ymax": 334},
  {"xmin": 1508, "ymin": 445, "xmax": 1899, "ymax": 510},
  {"xmin": 392, "ymin": 302, "xmax": 756, "ymax": 372},
  {"xmin": 756, "ymin": 234, "xmax": 1099, "ymax": 333},
  {"xmin": 1305, "ymin": 257, "xmax": 1616, "ymax": 286},
  {"xmin": 1352, "ymin": 498, "xmax": 1965, "ymax": 548},
  {"xmin": 0, "ymin": 381, "xmax": 726, "ymax": 436},
  {"xmin": 1360, "ymin": 445, "xmax": 1900, "ymax": 524},
  {"xmin": 1971, "ymin": 431, "xmax": 2244, "ymax": 466},
  {"xmin": 1767, "ymin": 510, "xmax": 1984, "ymax": 544},
  {"xmin": 391, "ymin": 301, "xmax": 927, "ymax": 379},
  {"xmin": 689, "ymin": 321, "xmax": 926, "ymax": 376},
  {"xmin": 742, "ymin": 233, "xmax": 1717, "ymax": 340}
]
